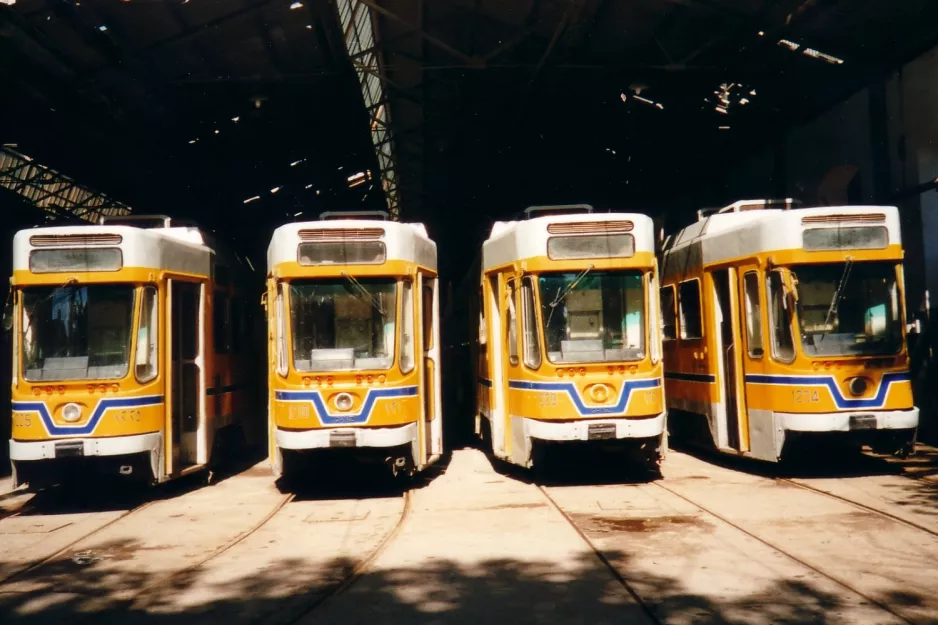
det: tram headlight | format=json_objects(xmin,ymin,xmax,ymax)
[
  {"xmin": 62, "ymin": 403, "xmax": 82, "ymax": 423},
  {"xmin": 848, "ymin": 377, "xmax": 869, "ymax": 397},
  {"xmin": 334, "ymin": 393, "xmax": 354, "ymax": 412}
]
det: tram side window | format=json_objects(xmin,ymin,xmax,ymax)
[
  {"xmin": 521, "ymin": 277, "xmax": 541, "ymax": 369},
  {"xmin": 423, "ymin": 282, "xmax": 434, "ymax": 350},
  {"xmin": 136, "ymin": 286, "xmax": 158, "ymax": 383},
  {"xmin": 478, "ymin": 285, "xmax": 486, "ymax": 345},
  {"xmin": 401, "ymin": 280, "xmax": 415, "ymax": 374},
  {"xmin": 678, "ymin": 280, "xmax": 702, "ymax": 340},
  {"xmin": 743, "ymin": 272, "xmax": 764, "ymax": 358},
  {"xmin": 276, "ymin": 284, "xmax": 288, "ymax": 376},
  {"xmin": 507, "ymin": 279, "xmax": 519, "ymax": 365},
  {"xmin": 660, "ymin": 285, "xmax": 677, "ymax": 340},
  {"xmin": 767, "ymin": 272, "xmax": 795, "ymax": 362},
  {"xmin": 214, "ymin": 291, "xmax": 230, "ymax": 354}
]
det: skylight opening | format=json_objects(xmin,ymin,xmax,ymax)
[
  {"xmin": 348, "ymin": 171, "xmax": 371, "ymax": 188},
  {"xmin": 244, "ymin": 196, "xmax": 261, "ymax": 204},
  {"xmin": 802, "ymin": 48, "xmax": 844, "ymax": 64},
  {"xmin": 98, "ymin": 25, "xmax": 108, "ymax": 32},
  {"xmin": 270, "ymin": 186, "xmax": 282, "ymax": 194},
  {"xmin": 290, "ymin": 2, "xmax": 303, "ymax": 9},
  {"xmin": 231, "ymin": 116, "xmax": 241, "ymax": 123}
]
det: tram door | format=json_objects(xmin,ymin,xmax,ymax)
[
  {"xmin": 712, "ymin": 270, "xmax": 743, "ymax": 451},
  {"xmin": 169, "ymin": 280, "xmax": 204, "ymax": 470},
  {"xmin": 419, "ymin": 274, "xmax": 442, "ymax": 461}
]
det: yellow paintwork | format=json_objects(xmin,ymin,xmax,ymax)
[
  {"xmin": 662, "ymin": 242, "xmax": 913, "ymax": 453},
  {"xmin": 266, "ymin": 257, "xmax": 438, "ymax": 467},
  {"xmin": 477, "ymin": 251, "xmax": 664, "ymax": 457},
  {"xmin": 10, "ymin": 258, "xmax": 255, "ymax": 482}
]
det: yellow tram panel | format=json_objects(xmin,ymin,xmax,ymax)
[
  {"xmin": 265, "ymin": 211, "xmax": 443, "ymax": 478},
  {"xmin": 462, "ymin": 204, "xmax": 667, "ymax": 470},
  {"xmin": 660, "ymin": 199, "xmax": 918, "ymax": 462}
]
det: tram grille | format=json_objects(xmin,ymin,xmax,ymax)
[
  {"xmin": 298, "ymin": 228, "xmax": 385, "ymax": 241},
  {"xmin": 546, "ymin": 221, "xmax": 634, "ymax": 235},
  {"xmin": 801, "ymin": 213, "xmax": 886, "ymax": 225},
  {"xmin": 29, "ymin": 234, "xmax": 123, "ymax": 247}
]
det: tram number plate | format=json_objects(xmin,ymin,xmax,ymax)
[
  {"xmin": 54, "ymin": 441, "xmax": 84, "ymax": 458},
  {"xmin": 329, "ymin": 431, "xmax": 357, "ymax": 448},
  {"xmin": 588, "ymin": 423, "xmax": 616, "ymax": 441},
  {"xmin": 849, "ymin": 414, "xmax": 877, "ymax": 431}
]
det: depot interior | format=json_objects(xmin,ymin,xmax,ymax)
[{"xmin": 3, "ymin": 0, "xmax": 938, "ymax": 467}]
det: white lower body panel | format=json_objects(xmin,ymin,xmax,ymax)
[
  {"xmin": 275, "ymin": 423, "xmax": 417, "ymax": 450},
  {"xmin": 10, "ymin": 432, "xmax": 162, "ymax": 461},
  {"xmin": 508, "ymin": 413, "xmax": 666, "ymax": 467},
  {"xmin": 780, "ymin": 408, "xmax": 919, "ymax": 432}
]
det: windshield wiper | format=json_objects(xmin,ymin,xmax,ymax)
[
  {"xmin": 545, "ymin": 265, "xmax": 594, "ymax": 331},
  {"xmin": 341, "ymin": 272, "xmax": 386, "ymax": 316},
  {"xmin": 550, "ymin": 265, "xmax": 594, "ymax": 309},
  {"xmin": 819, "ymin": 258, "xmax": 853, "ymax": 344}
]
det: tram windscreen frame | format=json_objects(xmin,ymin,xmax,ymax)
[
  {"xmin": 536, "ymin": 269, "xmax": 646, "ymax": 364},
  {"xmin": 789, "ymin": 260, "xmax": 903, "ymax": 357},
  {"xmin": 20, "ymin": 283, "xmax": 136, "ymax": 381},
  {"xmin": 288, "ymin": 277, "xmax": 398, "ymax": 371}
]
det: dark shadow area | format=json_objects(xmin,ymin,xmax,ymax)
[
  {"xmin": 278, "ymin": 449, "xmax": 452, "ymax": 502},
  {"xmin": 1, "ymin": 547, "xmax": 930, "ymax": 625},
  {"xmin": 471, "ymin": 431, "xmax": 661, "ymax": 489},
  {"xmin": 1, "ymin": 447, "xmax": 272, "ymax": 522}
]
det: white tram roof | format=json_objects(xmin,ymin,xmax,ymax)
[
  {"xmin": 267, "ymin": 219, "xmax": 437, "ymax": 272},
  {"xmin": 14, "ymin": 223, "xmax": 212, "ymax": 276},
  {"xmin": 661, "ymin": 203, "xmax": 902, "ymax": 270},
  {"xmin": 482, "ymin": 211, "xmax": 655, "ymax": 271}
]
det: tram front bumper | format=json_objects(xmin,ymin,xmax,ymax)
[
  {"xmin": 9, "ymin": 432, "xmax": 163, "ymax": 461},
  {"xmin": 780, "ymin": 408, "xmax": 919, "ymax": 433},
  {"xmin": 521, "ymin": 413, "xmax": 667, "ymax": 442},
  {"xmin": 275, "ymin": 423, "xmax": 418, "ymax": 450},
  {"xmin": 9, "ymin": 433, "xmax": 163, "ymax": 487}
]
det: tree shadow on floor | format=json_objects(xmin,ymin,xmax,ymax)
[
  {"xmin": 669, "ymin": 438, "xmax": 938, "ymax": 519},
  {"xmin": 0, "ymin": 545, "xmax": 928, "ymax": 625}
]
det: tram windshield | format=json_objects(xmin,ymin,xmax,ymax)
[
  {"xmin": 289, "ymin": 277, "xmax": 397, "ymax": 371},
  {"xmin": 537, "ymin": 269, "xmax": 645, "ymax": 363},
  {"xmin": 790, "ymin": 261, "xmax": 902, "ymax": 357},
  {"xmin": 21, "ymin": 284, "xmax": 135, "ymax": 381}
]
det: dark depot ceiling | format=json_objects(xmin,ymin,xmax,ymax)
[{"xmin": 3, "ymin": 0, "xmax": 938, "ymax": 277}]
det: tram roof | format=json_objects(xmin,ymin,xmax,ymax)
[
  {"xmin": 661, "ymin": 204, "xmax": 902, "ymax": 269},
  {"xmin": 482, "ymin": 211, "xmax": 655, "ymax": 271},
  {"xmin": 13, "ymin": 223, "xmax": 214, "ymax": 276},
  {"xmin": 267, "ymin": 219, "xmax": 437, "ymax": 272}
]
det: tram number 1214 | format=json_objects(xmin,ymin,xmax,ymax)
[{"xmin": 791, "ymin": 388, "xmax": 821, "ymax": 404}]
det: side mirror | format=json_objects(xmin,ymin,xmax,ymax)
[{"xmin": 2, "ymin": 300, "xmax": 13, "ymax": 332}]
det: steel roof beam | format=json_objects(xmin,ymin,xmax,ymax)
[
  {"xmin": 335, "ymin": 0, "xmax": 403, "ymax": 219},
  {"xmin": 0, "ymin": 147, "xmax": 132, "ymax": 223}
]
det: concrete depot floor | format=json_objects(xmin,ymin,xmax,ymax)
[{"xmin": 0, "ymin": 445, "xmax": 935, "ymax": 625}]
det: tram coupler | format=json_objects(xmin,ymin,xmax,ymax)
[{"xmin": 386, "ymin": 454, "xmax": 413, "ymax": 478}]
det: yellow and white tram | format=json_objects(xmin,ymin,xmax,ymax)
[
  {"xmin": 265, "ymin": 211, "xmax": 443, "ymax": 477},
  {"xmin": 6, "ymin": 215, "xmax": 260, "ymax": 489},
  {"xmin": 469, "ymin": 205, "xmax": 667, "ymax": 469},
  {"xmin": 660, "ymin": 199, "xmax": 919, "ymax": 461}
]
